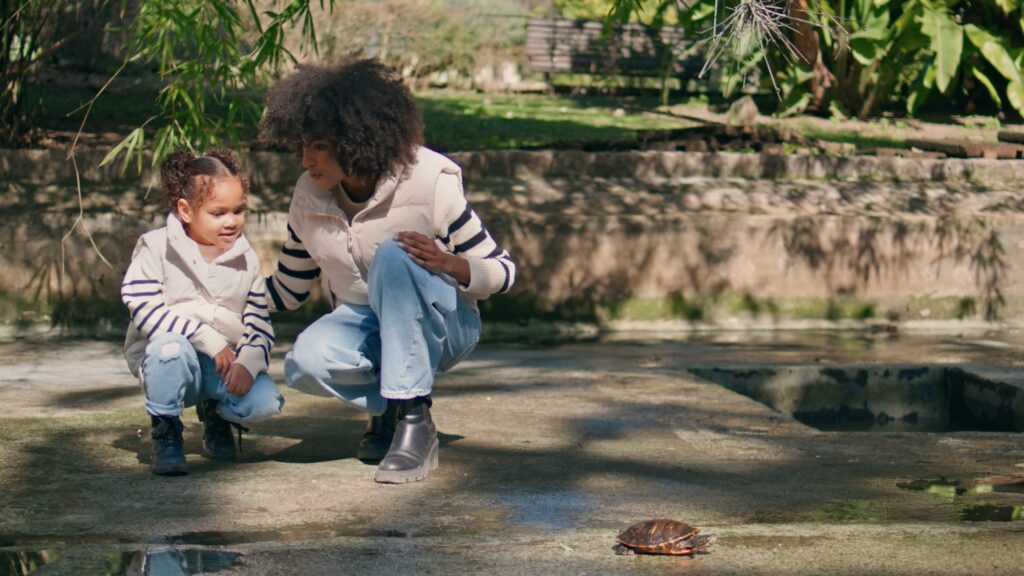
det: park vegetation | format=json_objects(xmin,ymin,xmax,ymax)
[
  {"xmin": 601, "ymin": 0, "xmax": 1024, "ymax": 117},
  {"xmin": 1, "ymin": 0, "xmax": 1021, "ymax": 164}
]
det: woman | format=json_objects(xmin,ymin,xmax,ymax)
[{"xmin": 261, "ymin": 59, "xmax": 515, "ymax": 484}]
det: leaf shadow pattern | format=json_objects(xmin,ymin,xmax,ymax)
[
  {"xmin": 933, "ymin": 214, "xmax": 1007, "ymax": 321},
  {"xmin": 767, "ymin": 212, "xmax": 1008, "ymax": 320},
  {"xmin": 482, "ymin": 211, "xmax": 741, "ymax": 324},
  {"xmin": 0, "ymin": 211, "xmax": 143, "ymax": 327}
]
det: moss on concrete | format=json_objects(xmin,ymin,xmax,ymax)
[
  {"xmin": 0, "ymin": 291, "xmax": 54, "ymax": 329},
  {"xmin": 3, "ymin": 290, "xmax": 1023, "ymax": 338}
]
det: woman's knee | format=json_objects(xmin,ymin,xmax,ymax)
[
  {"xmin": 288, "ymin": 330, "xmax": 330, "ymax": 378},
  {"xmin": 369, "ymin": 239, "xmax": 414, "ymax": 277},
  {"xmin": 289, "ymin": 326, "xmax": 368, "ymax": 378}
]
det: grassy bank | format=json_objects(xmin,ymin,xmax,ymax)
[
  {"xmin": 29, "ymin": 78, "xmax": 1013, "ymax": 157},
  {"xmin": 30, "ymin": 82, "xmax": 694, "ymax": 152}
]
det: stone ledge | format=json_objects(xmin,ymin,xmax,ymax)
[{"xmin": 4, "ymin": 148, "xmax": 1024, "ymax": 187}]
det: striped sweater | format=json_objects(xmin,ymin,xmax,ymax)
[
  {"xmin": 266, "ymin": 146, "xmax": 515, "ymax": 312},
  {"xmin": 122, "ymin": 213, "xmax": 274, "ymax": 379}
]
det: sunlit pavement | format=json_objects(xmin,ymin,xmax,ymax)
[{"xmin": 1, "ymin": 331, "xmax": 1023, "ymax": 575}]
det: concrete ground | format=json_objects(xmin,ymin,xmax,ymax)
[{"xmin": 1, "ymin": 330, "xmax": 1023, "ymax": 575}]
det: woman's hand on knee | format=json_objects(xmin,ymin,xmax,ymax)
[{"xmin": 396, "ymin": 231, "xmax": 470, "ymax": 285}]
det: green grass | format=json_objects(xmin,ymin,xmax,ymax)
[
  {"xmin": 32, "ymin": 81, "xmax": 976, "ymax": 154},
  {"xmin": 30, "ymin": 83, "xmax": 696, "ymax": 152},
  {"xmin": 419, "ymin": 91, "xmax": 696, "ymax": 151}
]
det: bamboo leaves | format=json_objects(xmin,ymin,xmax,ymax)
[{"xmin": 102, "ymin": 0, "xmax": 334, "ymax": 171}]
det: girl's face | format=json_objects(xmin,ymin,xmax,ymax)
[
  {"xmin": 177, "ymin": 176, "xmax": 247, "ymax": 257},
  {"xmin": 301, "ymin": 139, "xmax": 345, "ymax": 191}
]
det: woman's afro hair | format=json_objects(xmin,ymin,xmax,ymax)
[
  {"xmin": 160, "ymin": 148, "xmax": 248, "ymax": 212},
  {"xmin": 260, "ymin": 58, "xmax": 423, "ymax": 183}
]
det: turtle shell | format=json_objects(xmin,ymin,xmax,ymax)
[{"xmin": 616, "ymin": 519, "xmax": 700, "ymax": 555}]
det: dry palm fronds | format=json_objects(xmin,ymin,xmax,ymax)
[{"xmin": 698, "ymin": 0, "xmax": 846, "ymax": 98}]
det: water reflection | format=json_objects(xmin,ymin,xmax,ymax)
[
  {"xmin": 116, "ymin": 548, "xmax": 241, "ymax": 576},
  {"xmin": 958, "ymin": 504, "xmax": 1024, "ymax": 522},
  {"xmin": 0, "ymin": 547, "xmax": 240, "ymax": 576},
  {"xmin": 898, "ymin": 475, "xmax": 1024, "ymax": 523},
  {"xmin": 0, "ymin": 549, "xmax": 59, "ymax": 575}
]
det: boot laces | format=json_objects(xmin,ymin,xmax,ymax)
[{"xmin": 199, "ymin": 403, "xmax": 249, "ymax": 452}]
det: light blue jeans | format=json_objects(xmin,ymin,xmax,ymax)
[
  {"xmin": 284, "ymin": 239, "xmax": 481, "ymax": 415},
  {"xmin": 141, "ymin": 332, "xmax": 284, "ymax": 423}
]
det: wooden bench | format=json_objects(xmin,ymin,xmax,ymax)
[{"xmin": 525, "ymin": 17, "xmax": 705, "ymax": 81}]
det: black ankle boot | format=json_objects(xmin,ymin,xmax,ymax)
[
  {"xmin": 356, "ymin": 401, "xmax": 399, "ymax": 462},
  {"xmin": 197, "ymin": 400, "xmax": 237, "ymax": 461},
  {"xmin": 374, "ymin": 397, "xmax": 438, "ymax": 484},
  {"xmin": 150, "ymin": 414, "xmax": 188, "ymax": 476}
]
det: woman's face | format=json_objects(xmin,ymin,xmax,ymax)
[{"xmin": 301, "ymin": 139, "xmax": 345, "ymax": 191}]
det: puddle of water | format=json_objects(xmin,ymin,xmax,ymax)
[
  {"xmin": 692, "ymin": 366, "xmax": 1023, "ymax": 433},
  {"xmin": 110, "ymin": 548, "xmax": 241, "ymax": 576},
  {"xmin": 896, "ymin": 478, "xmax": 963, "ymax": 497},
  {"xmin": 165, "ymin": 526, "xmax": 407, "ymax": 546},
  {"xmin": 0, "ymin": 521, "xmax": 412, "ymax": 550},
  {"xmin": 499, "ymin": 490, "xmax": 590, "ymax": 529},
  {"xmin": 0, "ymin": 549, "xmax": 59, "ymax": 576},
  {"xmin": 898, "ymin": 476, "xmax": 1024, "ymax": 523},
  {"xmin": 0, "ymin": 548, "xmax": 240, "ymax": 576},
  {"xmin": 898, "ymin": 475, "xmax": 1024, "ymax": 497},
  {"xmin": 958, "ymin": 504, "xmax": 1024, "ymax": 522}
]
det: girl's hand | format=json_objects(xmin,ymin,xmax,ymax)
[
  {"xmin": 396, "ymin": 231, "xmax": 470, "ymax": 285},
  {"xmin": 214, "ymin": 346, "xmax": 236, "ymax": 380},
  {"xmin": 224, "ymin": 364, "xmax": 254, "ymax": 395}
]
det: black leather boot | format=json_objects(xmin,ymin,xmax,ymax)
[
  {"xmin": 150, "ymin": 414, "xmax": 188, "ymax": 476},
  {"xmin": 356, "ymin": 401, "xmax": 399, "ymax": 462},
  {"xmin": 374, "ymin": 397, "xmax": 438, "ymax": 484},
  {"xmin": 197, "ymin": 400, "xmax": 237, "ymax": 461}
]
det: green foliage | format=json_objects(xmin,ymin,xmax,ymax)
[
  {"xmin": 556, "ymin": 0, "xmax": 619, "ymax": 20},
  {"xmin": 787, "ymin": 0, "xmax": 1024, "ymax": 118},
  {"xmin": 604, "ymin": 0, "xmax": 1024, "ymax": 118},
  {"xmin": 964, "ymin": 23, "xmax": 1024, "ymax": 113},
  {"xmin": 0, "ymin": 1, "xmax": 110, "ymax": 144},
  {"xmin": 101, "ymin": 0, "xmax": 334, "ymax": 171}
]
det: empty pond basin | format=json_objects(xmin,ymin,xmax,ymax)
[{"xmin": 691, "ymin": 366, "xmax": 1024, "ymax": 432}]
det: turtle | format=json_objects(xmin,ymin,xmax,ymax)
[{"xmin": 612, "ymin": 519, "xmax": 718, "ymax": 556}]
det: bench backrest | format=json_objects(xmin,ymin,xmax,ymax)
[{"xmin": 526, "ymin": 17, "xmax": 704, "ymax": 77}]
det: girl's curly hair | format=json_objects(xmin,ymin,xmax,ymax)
[
  {"xmin": 160, "ymin": 148, "xmax": 249, "ymax": 212},
  {"xmin": 260, "ymin": 58, "xmax": 424, "ymax": 184}
]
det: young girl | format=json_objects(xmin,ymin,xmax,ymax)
[
  {"xmin": 122, "ymin": 148, "xmax": 283, "ymax": 476},
  {"xmin": 261, "ymin": 59, "xmax": 516, "ymax": 484}
]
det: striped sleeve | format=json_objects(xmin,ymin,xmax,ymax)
[
  {"xmin": 234, "ymin": 274, "xmax": 275, "ymax": 379},
  {"xmin": 434, "ymin": 172, "xmax": 516, "ymax": 300},
  {"xmin": 121, "ymin": 238, "xmax": 228, "ymax": 357},
  {"xmin": 265, "ymin": 220, "xmax": 320, "ymax": 313}
]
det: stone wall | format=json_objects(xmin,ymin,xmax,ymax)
[{"xmin": 2, "ymin": 148, "xmax": 1023, "ymax": 330}]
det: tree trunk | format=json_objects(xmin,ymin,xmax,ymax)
[{"xmin": 787, "ymin": 0, "xmax": 833, "ymax": 112}]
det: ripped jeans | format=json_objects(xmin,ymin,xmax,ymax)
[
  {"xmin": 141, "ymin": 333, "xmax": 284, "ymax": 424},
  {"xmin": 283, "ymin": 239, "xmax": 481, "ymax": 415}
]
